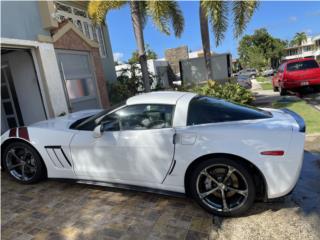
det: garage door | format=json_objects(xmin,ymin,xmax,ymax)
[{"xmin": 57, "ymin": 50, "xmax": 100, "ymax": 112}]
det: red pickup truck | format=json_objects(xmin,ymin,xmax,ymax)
[{"xmin": 272, "ymin": 58, "xmax": 320, "ymax": 95}]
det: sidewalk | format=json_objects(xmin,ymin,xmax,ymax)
[
  {"xmin": 251, "ymin": 79, "xmax": 294, "ymax": 107},
  {"xmin": 302, "ymin": 93, "xmax": 320, "ymax": 111}
]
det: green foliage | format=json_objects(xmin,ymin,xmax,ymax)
[
  {"xmin": 128, "ymin": 45, "xmax": 158, "ymax": 64},
  {"xmin": 183, "ymin": 80, "xmax": 254, "ymax": 104},
  {"xmin": 290, "ymin": 32, "xmax": 307, "ymax": 46},
  {"xmin": 238, "ymin": 28, "xmax": 287, "ymax": 69},
  {"xmin": 88, "ymin": 0, "xmax": 184, "ymax": 37},
  {"xmin": 108, "ymin": 64, "xmax": 156, "ymax": 104},
  {"xmin": 88, "ymin": 0, "xmax": 184, "ymax": 93},
  {"xmin": 232, "ymin": 1, "xmax": 259, "ymax": 38},
  {"xmin": 88, "ymin": 1, "xmax": 127, "ymax": 24},
  {"xmin": 108, "ymin": 65, "xmax": 142, "ymax": 104},
  {"xmin": 200, "ymin": 0, "xmax": 259, "ymax": 47},
  {"xmin": 146, "ymin": 1, "xmax": 184, "ymax": 37},
  {"xmin": 246, "ymin": 46, "xmax": 268, "ymax": 71}
]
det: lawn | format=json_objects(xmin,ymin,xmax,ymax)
[
  {"xmin": 260, "ymin": 82, "xmax": 273, "ymax": 90},
  {"xmin": 272, "ymin": 99, "xmax": 320, "ymax": 134},
  {"xmin": 256, "ymin": 76, "xmax": 273, "ymax": 90}
]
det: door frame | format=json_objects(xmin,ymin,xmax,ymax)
[
  {"xmin": 1, "ymin": 43, "xmax": 50, "ymax": 120},
  {"xmin": 1, "ymin": 47, "xmax": 49, "ymax": 131}
]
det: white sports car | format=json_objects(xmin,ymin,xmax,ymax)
[{"xmin": 1, "ymin": 91, "xmax": 305, "ymax": 216}]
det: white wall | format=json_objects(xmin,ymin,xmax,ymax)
[{"xmin": 37, "ymin": 43, "xmax": 69, "ymax": 116}]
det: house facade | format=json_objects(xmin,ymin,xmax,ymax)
[
  {"xmin": 283, "ymin": 35, "xmax": 320, "ymax": 62},
  {"xmin": 1, "ymin": 1, "xmax": 117, "ymax": 134}
]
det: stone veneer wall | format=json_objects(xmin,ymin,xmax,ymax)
[{"xmin": 165, "ymin": 46, "xmax": 189, "ymax": 75}]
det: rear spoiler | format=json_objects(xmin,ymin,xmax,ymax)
[{"xmin": 282, "ymin": 108, "xmax": 306, "ymax": 133}]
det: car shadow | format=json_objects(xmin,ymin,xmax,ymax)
[{"xmin": 242, "ymin": 151, "xmax": 320, "ymax": 217}]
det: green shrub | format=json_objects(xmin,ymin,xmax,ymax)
[
  {"xmin": 183, "ymin": 80, "xmax": 254, "ymax": 104},
  {"xmin": 108, "ymin": 64, "xmax": 156, "ymax": 105}
]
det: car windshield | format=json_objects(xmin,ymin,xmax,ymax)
[
  {"xmin": 237, "ymin": 75, "xmax": 250, "ymax": 80},
  {"xmin": 287, "ymin": 60, "xmax": 319, "ymax": 72},
  {"xmin": 70, "ymin": 101, "xmax": 125, "ymax": 130}
]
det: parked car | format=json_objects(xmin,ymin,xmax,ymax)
[
  {"xmin": 237, "ymin": 74, "xmax": 252, "ymax": 89},
  {"xmin": 235, "ymin": 68, "xmax": 257, "ymax": 78},
  {"xmin": 272, "ymin": 58, "xmax": 320, "ymax": 95},
  {"xmin": 262, "ymin": 68, "xmax": 274, "ymax": 77},
  {"xmin": 1, "ymin": 92, "xmax": 305, "ymax": 217}
]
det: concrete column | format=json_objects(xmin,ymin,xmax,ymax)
[{"xmin": 37, "ymin": 43, "xmax": 69, "ymax": 117}]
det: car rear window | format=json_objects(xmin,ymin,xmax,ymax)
[
  {"xmin": 287, "ymin": 60, "xmax": 319, "ymax": 72},
  {"xmin": 187, "ymin": 96, "xmax": 272, "ymax": 126}
]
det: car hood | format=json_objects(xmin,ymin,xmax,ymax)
[{"xmin": 30, "ymin": 109, "xmax": 102, "ymax": 130}]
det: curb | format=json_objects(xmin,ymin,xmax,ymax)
[{"xmin": 306, "ymin": 133, "xmax": 320, "ymax": 137}]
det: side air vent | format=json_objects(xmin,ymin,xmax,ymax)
[{"xmin": 45, "ymin": 146, "xmax": 72, "ymax": 169}]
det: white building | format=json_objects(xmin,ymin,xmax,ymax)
[
  {"xmin": 115, "ymin": 59, "xmax": 169, "ymax": 89},
  {"xmin": 283, "ymin": 35, "xmax": 320, "ymax": 61},
  {"xmin": 188, "ymin": 50, "xmax": 216, "ymax": 59}
]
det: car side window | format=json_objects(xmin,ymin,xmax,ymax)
[
  {"xmin": 101, "ymin": 113, "xmax": 120, "ymax": 131},
  {"xmin": 107, "ymin": 104, "xmax": 174, "ymax": 131},
  {"xmin": 278, "ymin": 64, "xmax": 284, "ymax": 72}
]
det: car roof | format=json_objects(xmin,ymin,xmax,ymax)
[
  {"xmin": 286, "ymin": 58, "xmax": 316, "ymax": 64},
  {"xmin": 126, "ymin": 91, "xmax": 197, "ymax": 105}
]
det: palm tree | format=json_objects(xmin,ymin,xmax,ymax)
[
  {"xmin": 88, "ymin": 1, "xmax": 184, "ymax": 92},
  {"xmin": 291, "ymin": 32, "xmax": 307, "ymax": 58},
  {"xmin": 292, "ymin": 32, "xmax": 307, "ymax": 46},
  {"xmin": 199, "ymin": 1, "xmax": 259, "ymax": 80}
]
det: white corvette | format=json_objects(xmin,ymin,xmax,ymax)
[{"xmin": 1, "ymin": 91, "xmax": 305, "ymax": 216}]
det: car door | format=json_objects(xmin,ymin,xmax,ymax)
[{"xmin": 70, "ymin": 104, "xmax": 176, "ymax": 184}]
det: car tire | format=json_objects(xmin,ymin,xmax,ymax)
[
  {"xmin": 279, "ymin": 86, "xmax": 287, "ymax": 96},
  {"xmin": 2, "ymin": 142, "xmax": 46, "ymax": 184},
  {"xmin": 189, "ymin": 158, "xmax": 255, "ymax": 217}
]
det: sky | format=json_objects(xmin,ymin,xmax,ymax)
[{"xmin": 107, "ymin": 1, "xmax": 320, "ymax": 62}]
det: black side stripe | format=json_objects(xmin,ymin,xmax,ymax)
[
  {"xmin": 60, "ymin": 148, "xmax": 72, "ymax": 167},
  {"xmin": 45, "ymin": 146, "xmax": 62, "ymax": 149},
  {"xmin": 168, "ymin": 160, "xmax": 176, "ymax": 175},
  {"xmin": 45, "ymin": 146, "xmax": 72, "ymax": 167},
  {"xmin": 52, "ymin": 148, "xmax": 65, "ymax": 167}
]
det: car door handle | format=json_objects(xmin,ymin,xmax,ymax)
[{"xmin": 173, "ymin": 133, "xmax": 177, "ymax": 144}]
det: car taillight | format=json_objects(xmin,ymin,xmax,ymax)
[{"xmin": 260, "ymin": 150, "xmax": 284, "ymax": 156}]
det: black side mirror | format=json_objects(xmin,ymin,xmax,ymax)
[{"xmin": 101, "ymin": 119, "xmax": 120, "ymax": 132}]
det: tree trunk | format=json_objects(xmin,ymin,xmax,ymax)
[
  {"xmin": 199, "ymin": 3, "xmax": 213, "ymax": 81},
  {"xmin": 130, "ymin": 1, "xmax": 150, "ymax": 92}
]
